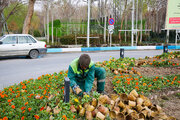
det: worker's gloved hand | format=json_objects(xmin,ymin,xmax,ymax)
[{"xmin": 72, "ymin": 85, "xmax": 82, "ymax": 95}]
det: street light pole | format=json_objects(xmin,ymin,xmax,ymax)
[
  {"xmin": 87, "ymin": 0, "xmax": 91, "ymax": 47},
  {"xmin": 131, "ymin": 0, "xmax": 135, "ymax": 46}
]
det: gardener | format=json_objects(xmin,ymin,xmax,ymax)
[{"xmin": 68, "ymin": 54, "xmax": 106, "ymax": 96}]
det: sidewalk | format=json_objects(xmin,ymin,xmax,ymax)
[{"xmin": 47, "ymin": 45, "xmax": 180, "ymax": 53}]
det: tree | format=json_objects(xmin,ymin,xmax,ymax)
[
  {"xmin": 22, "ymin": 0, "xmax": 36, "ymax": 34},
  {"xmin": 0, "ymin": 0, "xmax": 22, "ymax": 35}
]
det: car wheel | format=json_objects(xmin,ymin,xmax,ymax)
[{"xmin": 29, "ymin": 50, "xmax": 39, "ymax": 59}]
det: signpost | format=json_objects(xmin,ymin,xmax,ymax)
[{"xmin": 108, "ymin": 18, "xmax": 115, "ymax": 47}]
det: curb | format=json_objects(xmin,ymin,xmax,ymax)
[{"xmin": 47, "ymin": 45, "xmax": 180, "ymax": 53}]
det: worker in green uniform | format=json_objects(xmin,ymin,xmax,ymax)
[{"xmin": 68, "ymin": 54, "xmax": 106, "ymax": 96}]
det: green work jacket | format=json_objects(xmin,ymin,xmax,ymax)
[{"xmin": 68, "ymin": 58, "xmax": 95, "ymax": 93}]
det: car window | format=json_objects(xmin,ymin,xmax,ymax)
[
  {"xmin": 2, "ymin": 36, "xmax": 17, "ymax": 44},
  {"xmin": 18, "ymin": 36, "xmax": 28, "ymax": 44},
  {"xmin": 28, "ymin": 36, "xmax": 36, "ymax": 43},
  {"xmin": 0, "ymin": 36, "xmax": 5, "ymax": 40}
]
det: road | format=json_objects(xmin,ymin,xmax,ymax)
[{"xmin": 0, "ymin": 50, "xmax": 178, "ymax": 89}]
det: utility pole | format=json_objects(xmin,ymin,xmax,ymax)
[
  {"xmin": 87, "ymin": 0, "xmax": 91, "ymax": 47},
  {"xmin": 131, "ymin": 0, "xmax": 135, "ymax": 46},
  {"xmin": 47, "ymin": 1, "xmax": 49, "ymax": 43},
  {"xmin": 51, "ymin": 10, "xmax": 54, "ymax": 44},
  {"xmin": 136, "ymin": 0, "xmax": 138, "ymax": 45}
]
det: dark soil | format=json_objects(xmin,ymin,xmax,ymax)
[{"xmin": 134, "ymin": 66, "xmax": 180, "ymax": 77}]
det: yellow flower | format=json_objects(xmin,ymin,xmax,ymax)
[
  {"xmin": 79, "ymin": 105, "xmax": 82, "ymax": 109},
  {"xmin": 74, "ymin": 98, "xmax": 79, "ymax": 103},
  {"xmin": 84, "ymin": 95, "xmax": 89, "ymax": 98}
]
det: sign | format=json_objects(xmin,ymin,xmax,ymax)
[
  {"xmin": 109, "ymin": 18, "xmax": 115, "ymax": 25},
  {"xmin": 108, "ymin": 25, "xmax": 114, "ymax": 30},
  {"xmin": 109, "ymin": 29, "xmax": 114, "ymax": 34},
  {"xmin": 165, "ymin": 0, "xmax": 180, "ymax": 29}
]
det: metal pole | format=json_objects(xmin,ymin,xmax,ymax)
[
  {"xmin": 87, "ymin": 0, "xmax": 91, "ymax": 47},
  {"xmin": 110, "ymin": 33, "xmax": 112, "ymax": 47},
  {"xmin": 120, "ymin": 48, "xmax": 124, "ymax": 58},
  {"xmin": 166, "ymin": 29, "xmax": 169, "ymax": 44},
  {"xmin": 47, "ymin": 2, "xmax": 49, "ymax": 43},
  {"xmin": 136, "ymin": 0, "xmax": 138, "ymax": 45},
  {"xmin": 175, "ymin": 30, "xmax": 178, "ymax": 45},
  {"xmin": 131, "ymin": 0, "xmax": 135, "ymax": 46},
  {"xmin": 64, "ymin": 77, "xmax": 70, "ymax": 103}
]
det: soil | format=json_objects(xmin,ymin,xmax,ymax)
[
  {"xmin": 92, "ymin": 58, "xmax": 180, "ymax": 119},
  {"xmin": 134, "ymin": 66, "xmax": 180, "ymax": 77}
]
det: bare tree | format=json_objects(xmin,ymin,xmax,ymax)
[
  {"xmin": 22, "ymin": 0, "xmax": 36, "ymax": 34},
  {"xmin": 0, "ymin": 0, "xmax": 22, "ymax": 35}
]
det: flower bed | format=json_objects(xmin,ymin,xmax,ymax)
[{"xmin": 0, "ymin": 51, "xmax": 180, "ymax": 119}]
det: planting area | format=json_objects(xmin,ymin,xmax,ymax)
[{"xmin": 0, "ymin": 51, "xmax": 180, "ymax": 120}]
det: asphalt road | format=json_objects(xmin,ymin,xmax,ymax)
[{"xmin": 0, "ymin": 50, "xmax": 178, "ymax": 89}]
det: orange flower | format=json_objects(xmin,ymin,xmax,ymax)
[
  {"xmin": 43, "ymin": 90, "xmax": 46, "ymax": 95},
  {"xmin": 143, "ymin": 83, "xmax": 147, "ymax": 86},
  {"xmin": 11, "ymin": 105, "xmax": 15, "ymax": 109},
  {"xmin": 22, "ymin": 86, "xmax": 26, "ymax": 89},
  {"xmin": 40, "ymin": 96, "xmax": 44, "ymax": 99},
  {"xmin": 9, "ymin": 103, "xmax": 11, "ymax": 105},
  {"xmin": 113, "ymin": 76, "xmax": 117, "ymax": 79},
  {"xmin": 40, "ymin": 107, "xmax": 44, "ymax": 111},
  {"xmin": 140, "ymin": 76, "xmax": 142, "ymax": 78},
  {"xmin": 148, "ymin": 84, "xmax": 152, "ymax": 87},
  {"xmin": 25, "ymin": 102, "xmax": 28, "ymax": 105},
  {"xmin": 21, "ymin": 107, "xmax": 26, "ymax": 110},
  {"xmin": 22, "ymin": 110, "xmax": 25, "ymax": 113},
  {"xmin": 28, "ymin": 108, "xmax": 31, "ymax": 112},
  {"xmin": 62, "ymin": 86, "xmax": 64, "ymax": 89},
  {"xmin": 171, "ymin": 81, "xmax": 174, "ymax": 84},
  {"xmin": 73, "ymin": 115, "xmax": 75, "ymax": 118},
  {"xmin": 62, "ymin": 115, "xmax": 67, "ymax": 120},
  {"xmin": 2, "ymin": 117, "xmax": 8, "ymax": 120},
  {"xmin": 136, "ymin": 82, "xmax": 138, "ymax": 85},
  {"xmin": 177, "ymin": 63, "xmax": 179, "ymax": 65},
  {"xmin": 135, "ymin": 86, "xmax": 139, "ymax": 91},
  {"xmin": 167, "ymin": 80, "xmax": 170, "ymax": 82},
  {"xmin": 134, "ymin": 78, "xmax": 138, "ymax": 81},
  {"xmin": 38, "ymin": 86, "xmax": 42, "ymax": 89},
  {"xmin": 34, "ymin": 115, "xmax": 39, "ymax": 119},
  {"xmin": 116, "ymin": 80, "xmax": 120, "ymax": 84},
  {"xmin": 9, "ymin": 88, "xmax": 12, "ymax": 91},
  {"xmin": 173, "ymin": 76, "xmax": 177, "ymax": 81},
  {"xmin": 7, "ymin": 99, "xmax": 11, "ymax": 102},
  {"xmin": 21, "ymin": 116, "xmax": 25, "ymax": 120},
  {"xmin": 127, "ymin": 82, "xmax": 130, "ymax": 85},
  {"xmin": 1, "ymin": 94, "xmax": 5, "ymax": 98}
]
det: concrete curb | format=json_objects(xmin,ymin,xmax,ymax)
[{"xmin": 47, "ymin": 45, "xmax": 180, "ymax": 53}]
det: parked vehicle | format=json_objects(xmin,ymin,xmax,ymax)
[{"xmin": 0, "ymin": 34, "xmax": 47, "ymax": 59}]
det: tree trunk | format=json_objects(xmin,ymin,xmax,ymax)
[
  {"xmin": 22, "ymin": 0, "xmax": 36, "ymax": 34},
  {"xmin": 0, "ymin": 11, "xmax": 4, "ymax": 35},
  {"xmin": 118, "ymin": 0, "xmax": 128, "ymax": 45},
  {"xmin": 103, "ymin": 0, "xmax": 107, "ymax": 43}
]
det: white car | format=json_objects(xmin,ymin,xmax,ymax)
[{"xmin": 0, "ymin": 34, "xmax": 47, "ymax": 59}]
